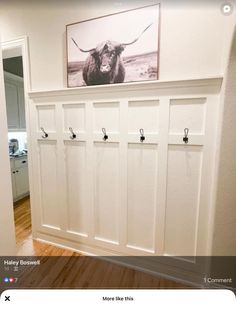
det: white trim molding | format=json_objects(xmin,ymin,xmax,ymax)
[
  {"xmin": 1, "ymin": 36, "xmax": 37, "ymax": 239},
  {"xmin": 29, "ymin": 77, "xmax": 223, "ymax": 99},
  {"xmin": 2, "ymin": 36, "xmax": 32, "ymax": 91}
]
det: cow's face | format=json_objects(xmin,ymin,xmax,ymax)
[{"xmin": 92, "ymin": 41, "xmax": 124, "ymax": 74}]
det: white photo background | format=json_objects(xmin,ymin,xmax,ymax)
[{"xmin": 67, "ymin": 4, "xmax": 160, "ymax": 87}]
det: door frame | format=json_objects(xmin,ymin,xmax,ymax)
[
  {"xmin": 0, "ymin": 37, "xmax": 16, "ymax": 255},
  {"xmin": 2, "ymin": 37, "xmax": 37, "ymax": 239}
]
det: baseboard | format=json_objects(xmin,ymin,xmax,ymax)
[
  {"xmin": 33, "ymin": 232, "xmax": 207, "ymax": 288},
  {"xmin": 34, "ymin": 231, "xmax": 122, "ymax": 256},
  {"xmin": 13, "ymin": 193, "xmax": 30, "ymax": 203}
]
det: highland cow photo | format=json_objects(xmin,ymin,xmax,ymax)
[{"xmin": 66, "ymin": 3, "xmax": 160, "ymax": 87}]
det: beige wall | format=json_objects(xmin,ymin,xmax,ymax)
[
  {"xmin": 0, "ymin": 0, "xmax": 235, "ymax": 90},
  {"xmin": 212, "ymin": 26, "xmax": 236, "ymax": 255}
]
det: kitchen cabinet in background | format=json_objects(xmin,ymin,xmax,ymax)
[
  {"xmin": 10, "ymin": 156, "xmax": 29, "ymax": 202},
  {"xmin": 4, "ymin": 71, "xmax": 26, "ymax": 131}
]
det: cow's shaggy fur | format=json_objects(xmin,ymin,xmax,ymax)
[{"xmin": 82, "ymin": 40, "xmax": 125, "ymax": 86}]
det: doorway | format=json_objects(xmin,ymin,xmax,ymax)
[{"xmin": 2, "ymin": 38, "xmax": 32, "ymax": 255}]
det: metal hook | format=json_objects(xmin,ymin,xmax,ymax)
[
  {"xmin": 40, "ymin": 127, "xmax": 48, "ymax": 138},
  {"xmin": 183, "ymin": 128, "xmax": 189, "ymax": 144},
  {"xmin": 139, "ymin": 128, "xmax": 145, "ymax": 142},
  {"xmin": 69, "ymin": 127, "xmax": 76, "ymax": 139},
  {"xmin": 102, "ymin": 128, "xmax": 108, "ymax": 141}
]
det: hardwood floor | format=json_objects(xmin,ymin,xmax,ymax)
[
  {"xmin": 14, "ymin": 197, "xmax": 80, "ymax": 256},
  {"xmin": 13, "ymin": 197, "xmax": 189, "ymax": 289}
]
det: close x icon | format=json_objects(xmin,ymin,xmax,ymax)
[{"xmin": 4, "ymin": 296, "xmax": 10, "ymax": 302}]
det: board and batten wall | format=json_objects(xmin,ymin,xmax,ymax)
[
  {"xmin": 28, "ymin": 78, "xmax": 222, "ymax": 263},
  {"xmin": 0, "ymin": 0, "xmax": 235, "ymax": 90}
]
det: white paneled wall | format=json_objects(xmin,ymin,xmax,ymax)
[
  {"xmin": 29, "ymin": 79, "xmax": 222, "ymax": 264},
  {"xmin": 39, "ymin": 141, "xmax": 59, "ymax": 228},
  {"xmin": 65, "ymin": 141, "xmax": 87, "ymax": 236},
  {"xmin": 164, "ymin": 145, "xmax": 203, "ymax": 256},
  {"xmin": 127, "ymin": 143, "xmax": 158, "ymax": 252}
]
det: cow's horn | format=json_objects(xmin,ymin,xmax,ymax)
[
  {"xmin": 121, "ymin": 23, "xmax": 153, "ymax": 46},
  {"xmin": 71, "ymin": 38, "xmax": 95, "ymax": 53}
]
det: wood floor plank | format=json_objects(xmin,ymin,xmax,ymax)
[
  {"xmin": 13, "ymin": 197, "xmax": 189, "ymax": 288},
  {"xmin": 14, "ymin": 197, "xmax": 80, "ymax": 256}
]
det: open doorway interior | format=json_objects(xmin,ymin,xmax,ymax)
[
  {"xmin": 2, "ymin": 47, "xmax": 32, "ymax": 254},
  {"xmin": 1, "ymin": 42, "xmax": 79, "ymax": 256}
]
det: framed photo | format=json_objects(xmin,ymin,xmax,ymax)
[{"xmin": 66, "ymin": 3, "xmax": 160, "ymax": 87}]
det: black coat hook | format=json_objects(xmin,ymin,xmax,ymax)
[
  {"xmin": 139, "ymin": 128, "xmax": 145, "ymax": 142},
  {"xmin": 183, "ymin": 128, "xmax": 189, "ymax": 144},
  {"xmin": 69, "ymin": 127, "xmax": 76, "ymax": 139},
  {"xmin": 40, "ymin": 127, "xmax": 48, "ymax": 138},
  {"xmin": 102, "ymin": 128, "xmax": 108, "ymax": 141}
]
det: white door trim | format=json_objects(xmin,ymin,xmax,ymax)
[
  {"xmin": 0, "ymin": 37, "xmax": 16, "ymax": 255},
  {"xmin": 1, "ymin": 36, "xmax": 37, "ymax": 240}
]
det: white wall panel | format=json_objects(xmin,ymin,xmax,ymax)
[
  {"xmin": 37, "ymin": 105, "xmax": 56, "ymax": 132},
  {"xmin": 128, "ymin": 100, "xmax": 159, "ymax": 133},
  {"xmin": 127, "ymin": 143, "xmax": 158, "ymax": 252},
  {"xmin": 93, "ymin": 102, "xmax": 119, "ymax": 133},
  {"xmin": 94, "ymin": 142, "xmax": 120, "ymax": 244},
  {"xmin": 64, "ymin": 141, "xmax": 87, "ymax": 236},
  {"xmin": 169, "ymin": 98, "xmax": 206, "ymax": 134},
  {"xmin": 164, "ymin": 145, "xmax": 203, "ymax": 256},
  {"xmin": 63, "ymin": 103, "xmax": 85, "ymax": 132},
  {"xmin": 39, "ymin": 141, "xmax": 60, "ymax": 228}
]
